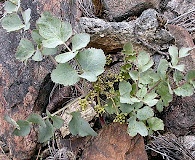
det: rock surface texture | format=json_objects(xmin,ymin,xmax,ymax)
[
  {"xmin": 0, "ymin": 0, "xmax": 76, "ymax": 159},
  {"xmin": 102, "ymin": 0, "xmax": 160, "ymax": 21},
  {"xmin": 82, "ymin": 123, "xmax": 148, "ymax": 160},
  {"xmin": 79, "ymin": 9, "xmax": 173, "ymax": 53}
]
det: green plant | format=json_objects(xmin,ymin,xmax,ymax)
[
  {"xmin": 1, "ymin": 0, "xmax": 195, "ymax": 142},
  {"xmin": 82, "ymin": 42, "xmax": 195, "ymax": 136},
  {"xmin": 2, "ymin": 0, "xmax": 104, "ymax": 142}
]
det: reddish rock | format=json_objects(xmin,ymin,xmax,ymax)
[
  {"xmin": 167, "ymin": 24, "xmax": 195, "ymax": 70},
  {"xmin": 102, "ymin": 0, "xmax": 160, "ymax": 21},
  {"xmin": 82, "ymin": 123, "xmax": 148, "ymax": 160},
  {"xmin": 0, "ymin": 0, "xmax": 80, "ymax": 159},
  {"xmin": 165, "ymin": 25, "xmax": 195, "ymax": 136}
]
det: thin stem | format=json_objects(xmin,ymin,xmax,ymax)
[
  {"xmin": 49, "ymin": 55, "xmax": 58, "ymax": 66},
  {"xmin": 147, "ymin": 80, "xmax": 161, "ymax": 93},
  {"xmin": 97, "ymin": 92, "xmax": 101, "ymax": 106},
  {"xmin": 111, "ymin": 97, "xmax": 119, "ymax": 114},
  {"xmin": 75, "ymin": 84, "xmax": 85, "ymax": 95},
  {"xmin": 36, "ymin": 147, "xmax": 41, "ymax": 160},
  {"xmin": 43, "ymin": 95, "xmax": 85, "ymax": 119},
  {"xmin": 64, "ymin": 43, "xmax": 72, "ymax": 52}
]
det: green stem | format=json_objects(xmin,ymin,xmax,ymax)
[
  {"xmin": 97, "ymin": 92, "xmax": 101, "ymax": 106},
  {"xmin": 111, "ymin": 97, "xmax": 119, "ymax": 115},
  {"xmin": 49, "ymin": 55, "xmax": 58, "ymax": 66},
  {"xmin": 147, "ymin": 80, "xmax": 161, "ymax": 93},
  {"xmin": 64, "ymin": 43, "xmax": 72, "ymax": 52}
]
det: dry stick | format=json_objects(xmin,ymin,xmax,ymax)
[
  {"xmin": 43, "ymin": 95, "xmax": 85, "ymax": 120},
  {"xmin": 36, "ymin": 147, "xmax": 42, "ymax": 160},
  {"xmin": 168, "ymin": 9, "xmax": 195, "ymax": 24},
  {"xmin": 146, "ymin": 146, "xmax": 174, "ymax": 160},
  {"xmin": 147, "ymin": 80, "xmax": 161, "ymax": 93}
]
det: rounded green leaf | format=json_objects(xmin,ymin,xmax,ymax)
[
  {"xmin": 22, "ymin": 8, "xmax": 31, "ymax": 24},
  {"xmin": 156, "ymin": 99, "xmax": 164, "ymax": 112},
  {"xmin": 137, "ymin": 51, "xmax": 153, "ymax": 72},
  {"xmin": 119, "ymin": 81, "xmax": 132, "ymax": 104},
  {"xmin": 37, "ymin": 12, "xmax": 72, "ymax": 48},
  {"xmin": 139, "ymin": 69, "xmax": 159, "ymax": 85},
  {"xmin": 69, "ymin": 111, "xmax": 97, "ymax": 137},
  {"xmin": 13, "ymin": 120, "xmax": 31, "ymax": 136},
  {"xmin": 179, "ymin": 47, "xmax": 191, "ymax": 58},
  {"xmin": 37, "ymin": 12, "xmax": 61, "ymax": 38},
  {"xmin": 174, "ymin": 83, "xmax": 194, "ymax": 97},
  {"xmin": 22, "ymin": 8, "xmax": 31, "ymax": 30},
  {"xmin": 27, "ymin": 113, "xmax": 46, "ymax": 127},
  {"xmin": 1, "ymin": 13, "xmax": 24, "ymax": 32},
  {"xmin": 120, "ymin": 102, "xmax": 143, "ymax": 114},
  {"xmin": 51, "ymin": 63, "xmax": 79, "ymax": 86},
  {"xmin": 143, "ymin": 92, "xmax": 158, "ymax": 106},
  {"xmin": 173, "ymin": 70, "xmax": 184, "ymax": 85},
  {"xmin": 55, "ymin": 51, "xmax": 78, "ymax": 63},
  {"xmin": 137, "ymin": 106, "xmax": 154, "ymax": 120},
  {"xmin": 105, "ymin": 99, "xmax": 119, "ymax": 114},
  {"xmin": 127, "ymin": 117, "xmax": 148, "ymax": 137},
  {"xmin": 157, "ymin": 81, "xmax": 173, "ymax": 106},
  {"xmin": 72, "ymin": 33, "xmax": 90, "ymax": 51},
  {"xmin": 185, "ymin": 70, "xmax": 195, "ymax": 83},
  {"xmin": 32, "ymin": 49, "xmax": 43, "ymax": 61},
  {"xmin": 42, "ymin": 47, "xmax": 57, "ymax": 55},
  {"xmin": 31, "ymin": 30, "xmax": 44, "ymax": 45},
  {"xmin": 147, "ymin": 117, "xmax": 164, "ymax": 131},
  {"xmin": 16, "ymin": 38, "xmax": 35, "ymax": 61},
  {"xmin": 42, "ymin": 38, "xmax": 63, "ymax": 48},
  {"xmin": 136, "ymin": 87, "xmax": 147, "ymax": 99},
  {"xmin": 122, "ymin": 42, "xmax": 135, "ymax": 55},
  {"xmin": 141, "ymin": 59, "xmax": 154, "ymax": 72},
  {"xmin": 157, "ymin": 59, "xmax": 168, "ymax": 79},
  {"xmin": 38, "ymin": 119, "xmax": 54, "ymax": 143},
  {"xmin": 129, "ymin": 70, "xmax": 139, "ymax": 81},
  {"xmin": 50, "ymin": 116, "xmax": 64, "ymax": 129},
  {"xmin": 168, "ymin": 45, "xmax": 179, "ymax": 66},
  {"xmin": 77, "ymin": 48, "xmax": 106, "ymax": 82},
  {"xmin": 4, "ymin": 1, "xmax": 18, "ymax": 13}
]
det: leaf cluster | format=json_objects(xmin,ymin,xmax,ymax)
[
  {"xmin": 2, "ymin": 0, "xmax": 31, "ymax": 31},
  {"xmin": 84, "ymin": 42, "xmax": 195, "ymax": 137},
  {"xmin": 4, "ymin": 110, "xmax": 64, "ymax": 143},
  {"xmin": 1, "ymin": 1, "xmax": 105, "ymax": 140},
  {"xmin": 1, "ymin": 1, "xmax": 195, "ymax": 141},
  {"xmin": 1, "ymin": 4, "xmax": 106, "ymax": 84}
]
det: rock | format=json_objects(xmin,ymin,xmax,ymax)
[
  {"xmin": 164, "ymin": 25, "xmax": 195, "ymax": 136},
  {"xmin": 82, "ymin": 123, "xmax": 148, "ymax": 160},
  {"xmin": 79, "ymin": 9, "xmax": 173, "ymax": 53},
  {"xmin": 164, "ymin": 1, "xmax": 195, "ymax": 40},
  {"xmin": 0, "ymin": 154, "xmax": 9, "ymax": 160},
  {"xmin": 78, "ymin": 17, "xmax": 136, "ymax": 52},
  {"xmin": 164, "ymin": 95, "xmax": 195, "ymax": 136},
  {"xmin": 0, "ymin": 0, "xmax": 83, "ymax": 159},
  {"xmin": 101, "ymin": 0, "xmax": 160, "ymax": 21},
  {"xmin": 167, "ymin": 24, "xmax": 195, "ymax": 69},
  {"xmin": 0, "ymin": 25, "xmax": 43, "ymax": 159},
  {"xmin": 135, "ymin": 9, "xmax": 173, "ymax": 48}
]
